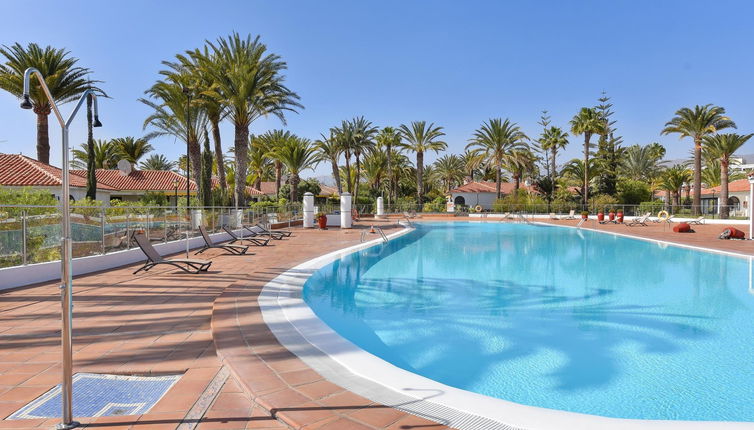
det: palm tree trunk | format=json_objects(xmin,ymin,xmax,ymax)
[
  {"xmin": 583, "ymin": 133, "xmax": 590, "ymax": 207},
  {"xmin": 386, "ymin": 143, "xmax": 392, "ymax": 205},
  {"xmin": 665, "ymin": 190, "xmax": 671, "ymax": 211},
  {"xmin": 211, "ymin": 120, "xmax": 226, "ymax": 190},
  {"xmin": 514, "ymin": 174, "xmax": 520, "ymax": 192},
  {"xmin": 416, "ymin": 151, "xmax": 424, "ymax": 205},
  {"xmin": 275, "ymin": 161, "xmax": 282, "ymax": 197},
  {"xmin": 495, "ymin": 164, "xmax": 501, "ymax": 199},
  {"xmin": 331, "ymin": 159, "xmax": 342, "ymax": 194},
  {"xmin": 36, "ymin": 112, "xmax": 50, "ymax": 164},
  {"xmin": 720, "ymin": 159, "xmax": 729, "ymax": 219},
  {"xmin": 673, "ymin": 191, "xmax": 680, "ymax": 211},
  {"xmin": 85, "ymin": 95, "xmax": 97, "ymax": 200},
  {"xmin": 344, "ymin": 153, "xmax": 352, "ymax": 194},
  {"xmin": 693, "ymin": 137, "xmax": 702, "ymax": 216},
  {"xmin": 550, "ymin": 147, "xmax": 557, "ymax": 187},
  {"xmin": 290, "ymin": 172, "xmax": 299, "ymax": 202},
  {"xmin": 354, "ymin": 153, "xmax": 361, "ymax": 202},
  {"xmin": 189, "ymin": 136, "xmax": 202, "ymax": 196},
  {"xmin": 234, "ymin": 124, "xmax": 249, "ymax": 207}
]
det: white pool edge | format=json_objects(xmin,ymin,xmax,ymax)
[{"xmin": 259, "ymin": 224, "xmax": 754, "ymax": 430}]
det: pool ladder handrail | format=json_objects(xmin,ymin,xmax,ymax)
[
  {"xmin": 360, "ymin": 227, "xmax": 388, "ymax": 243},
  {"xmin": 517, "ymin": 213, "xmax": 530, "ymax": 224}
]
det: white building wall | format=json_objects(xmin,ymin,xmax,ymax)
[{"xmin": 450, "ymin": 192, "xmax": 498, "ymax": 210}]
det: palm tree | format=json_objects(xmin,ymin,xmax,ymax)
[
  {"xmin": 139, "ymin": 154, "xmax": 176, "ymax": 171},
  {"xmin": 162, "ymin": 48, "xmax": 229, "ymax": 191},
  {"xmin": 661, "ymin": 104, "xmax": 736, "ymax": 215},
  {"xmin": 141, "ymin": 80, "xmax": 208, "ymax": 186},
  {"xmin": 562, "ymin": 158, "xmax": 598, "ymax": 203},
  {"xmin": 330, "ymin": 122, "xmax": 354, "ymax": 193},
  {"xmin": 539, "ymin": 126, "xmax": 569, "ymax": 186},
  {"xmin": 466, "ymin": 118, "xmax": 528, "ymax": 198},
  {"xmin": 398, "ymin": 121, "xmax": 447, "ymax": 203},
  {"xmin": 314, "ymin": 132, "xmax": 343, "ymax": 194},
  {"xmin": 659, "ymin": 165, "xmax": 692, "ymax": 211},
  {"xmin": 375, "ymin": 126, "xmax": 401, "ymax": 204},
  {"xmin": 361, "ymin": 150, "xmax": 387, "ymax": 195},
  {"xmin": 460, "ymin": 150, "xmax": 485, "ymax": 182},
  {"xmin": 256, "ymin": 130, "xmax": 292, "ymax": 196},
  {"xmin": 433, "ymin": 154, "xmax": 465, "ymax": 193},
  {"xmin": 346, "ymin": 117, "xmax": 378, "ymax": 202},
  {"xmin": 112, "ymin": 137, "xmax": 154, "ymax": 165},
  {"xmin": 570, "ymin": 107, "xmax": 604, "ymax": 205},
  {"xmin": 506, "ymin": 148, "xmax": 537, "ymax": 192},
  {"xmin": 269, "ymin": 136, "xmax": 317, "ymax": 201},
  {"xmin": 71, "ymin": 139, "xmax": 118, "ymax": 170},
  {"xmin": 195, "ymin": 33, "xmax": 302, "ymax": 207},
  {"xmin": 620, "ymin": 144, "xmax": 665, "ymax": 181},
  {"xmin": 702, "ymin": 133, "xmax": 753, "ymax": 218},
  {"xmin": 0, "ymin": 42, "xmax": 104, "ymax": 164},
  {"xmin": 247, "ymin": 134, "xmax": 273, "ymax": 191}
]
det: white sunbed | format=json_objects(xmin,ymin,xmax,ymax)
[
  {"xmin": 559, "ymin": 210, "xmax": 576, "ymax": 220},
  {"xmin": 687, "ymin": 216, "xmax": 705, "ymax": 225}
]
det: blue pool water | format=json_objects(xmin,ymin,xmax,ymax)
[{"xmin": 303, "ymin": 222, "xmax": 754, "ymax": 421}]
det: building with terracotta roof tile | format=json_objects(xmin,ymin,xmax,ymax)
[{"xmin": 449, "ymin": 181, "xmax": 534, "ymax": 209}]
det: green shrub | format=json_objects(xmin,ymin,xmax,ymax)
[
  {"xmin": 492, "ymin": 190, "xmax": 547, "ymax": 213},
  {"xmin": 589, "ymin": 195, "xmax": 619, "ymax": 212},
  {"xmin": 638, "ymin": 201, "xmax": 664, "ymax": 215},
  {"xmin": 617, "ymin": 180, "xmax": 652, "ymax": 205},
  {"xmin": 422, "ymin": 196, "xmax": 446, "ymax": 213}
]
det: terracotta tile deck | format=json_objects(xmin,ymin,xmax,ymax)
[{"xmin": 0, "ymin": 222, "xmax": 450, "ymax": 430}]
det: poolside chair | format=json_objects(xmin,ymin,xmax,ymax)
[
  {"xmin": 256, "ymin": 222, "xmax": 292, "ymax": 237},
  {"xmin": 195, "ymin": 225, "xmax": 249, "ymax": 255},
  {"xmin": 132, "ymin": 233, "xmax": 211, "ymax": 274},
  {"xmin": 560, "ymin": 210, "xmax": 576, "ymax": 220},
  {"xmin": 222, "ymin": 225, "xmax": 270, "ymax": 246},
  {"xmin": 245, "ymin": 224, "xmax": 285, "ymax": 240},
  {"xmin": 549, "ymin": 213, "xmax": 559, "ymax": 220},
  {"xmin": 627, "ymin": 213, "xmax": 651, "ymax": 227},
  {"xmin": 687, "ymin": 216, "xmax": 705, "ymax": 225}
]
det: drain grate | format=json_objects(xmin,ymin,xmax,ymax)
[{"xmin": 7, "ymin": 373, "xmax": 181, "ymax": 420}]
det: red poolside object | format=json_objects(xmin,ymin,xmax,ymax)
[
  {"xmin": 673, "ymin": 222, "xmax": 692, "ymax": 233},
  {"xmin": 719, "ymin": 227, "xmax": 745, "ymax": 240}
]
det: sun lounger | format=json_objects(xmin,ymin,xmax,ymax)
[
  {"xmin": 549, "ymin": 213, "xmax": 559, "ymax": 220},
  {"xmin": 245, "ymin": 224, "xmax": 285, "ymax": 240},
  {"xmin": 132, "ymin": 232, "xmax": 211, "ymax": 274},
  {"xmin": 559, "ymin": 210, "xmax": 576, "ymax": 220},
  {"xmin": 195, "ymin": 225, "xmax": 249, "ymax": 255},
  {"xmin": 222, "ymin": 226, "xmax": 270, "ymax": 246},
  {"xmin": 627, "ymin": 213, "xmax": 651, "ymax": 227},
  {"xmin": 687, "ymin": 216, "xmax": 705, "ymax": 225},
  {"xmin": 256, "ymin": 222, "xmax": 293, "ymax": 237}
]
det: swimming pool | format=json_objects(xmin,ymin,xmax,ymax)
[{"xmin": 303, "ymin": 222, "xmax": 754, "ymax": 422}]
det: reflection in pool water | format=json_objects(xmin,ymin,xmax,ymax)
[{"xmin": 303, "ymin": 222, "xmax": 754, "ymax": 421}]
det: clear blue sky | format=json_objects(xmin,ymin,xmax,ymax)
[{"xmin": 2, "ymin": 0, "xmax": 753, "ymax": 178}]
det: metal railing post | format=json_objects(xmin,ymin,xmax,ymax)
[
  {"xmin": 21, "ymin": 210, "xmax": 27, "ymax": 265},
  {"xmin": 126, "ymin": 213, "xmax": 131, "ymax": 250},
  {"xmin": 164, "ymin": 210, "xmax": 168, "ymax": 244},
  {"xmin": 100, "ymin": 207, "xmax": 105, "ymax": 255}
]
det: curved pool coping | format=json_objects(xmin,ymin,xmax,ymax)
[{"xmin": 259, "ymin": 222, "xmax": 754, "ymax": 430}]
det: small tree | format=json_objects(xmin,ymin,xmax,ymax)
[{"xmin": 200, "ymin": 129, "xmax": 213, "ymax": 207}]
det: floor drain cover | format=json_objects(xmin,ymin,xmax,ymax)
[{"xmin": 7, "ymin": 373, "xmax": 181, "ymax": 420}]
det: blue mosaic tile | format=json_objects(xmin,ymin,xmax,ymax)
[{"xmin": 7, "ymin": 373, "xmax": 181, "ymax": 420}]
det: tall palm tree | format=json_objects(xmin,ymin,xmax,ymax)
[
  {"xmin": 466, "ymin": 118, "xmax": 528, "ymax": 198},
  {"xmin": 257, "ymin": 130, "xmax": 292, "ymax": 196},
  {"xmin": 139, "ymin": 154, "xmax": 176, "ymax": 171},
  {"xmin": 702, "ymin": 133, "xmax": 753, "ymax": 218},
  {"xmin": 112, "ymin": 137, "xmax": 154, "ymax": 165},
  {"xmin": 330, "ymin": 121, "xmax": 354, "ymax": 193},
  {"xmin": 71, "ymin": 139, "xmax": 118, "ymax": 170},
  {"xmin": 361, "ymin": 150, "xmax": 387, "ymax": 195},
  {"xmin": 398, "ymin": 121, "xmax": 447, "ymax": 203},
  {"xmin": 433, "ymin": 154, "xmax": 465, "ymax": 193},
  {"xmin": 659, "ymin": 165, "xmax": 692, "ymax": 211},
  {"xmin": 195, "ymin": 33, "xmax": 302, "ymax": 206},
  {"xmin": 562, "ymin": 158, "xmax": 598, "ymax": 202},
  {"xmin": 346, "ymin": 116, "xmax": 378, "ymax": 202},
  {"xmin": 620, "ymin": 144, "xmax": 665, "ymax": 181},
  {"xmin": 505, "ymin": 148, "xmax": 537, "ymax": 192},
  {"xmin": 539, "ymin": 126, "xmax": 569, "ymax": 186},
  {"xmin": 460, "ymin": 150, "xmax": 485, "ymax": 182},
  {"xmin": 0, "ymin": 42, "xmax": 104, "ymax": 164},
  {"xmin": 314, "ymin": 132, "xmax": 343, "ymax": 194},
  {"xmin": 162, "ymin": 48, "xmax": 229, "ymax": 191},
  {"xmin": 246, "ymin": 134, "xmax": 273, "ymax": 191},
  {"xmin": 569, "ymin": 107, "xmax": 604, "ymax": 205},
  {"xmin": 141, "ymin": 80, "xmax": 208, "ymax": 185},
  {"xmin": 269, "ymin": 136, "xmax": 317, "ymax": 201},
  {"xmin": 661, "ymin": 104, "xmax": 736, "ymax": 215},
  {"xmin": 375, "ymin": 126, "xmax": 401, "ymax": 204}
]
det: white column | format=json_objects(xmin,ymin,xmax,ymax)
[
  {"xmin": 340, "ymin": 192, "xmax": 352, "ymax": 229},
  {"xmin": 303, "ymin": 192, "xmax": 314, "ymax": 228},
  {"xmin": 376, "ymin": 197, "xmax": 384, "ymax": 218}
]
